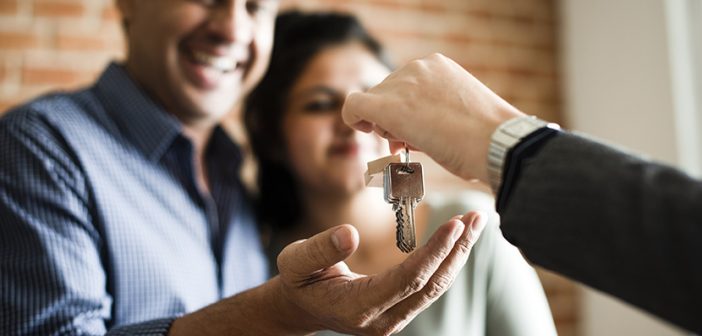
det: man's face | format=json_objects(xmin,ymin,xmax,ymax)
[{"xmin": 118, "ymin": 0, "xmax": 277, "ymax": 127}]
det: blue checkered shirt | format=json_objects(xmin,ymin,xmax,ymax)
[{"xmin": 0, "ymin": 63, "xmax": 268, "ymax": 335}]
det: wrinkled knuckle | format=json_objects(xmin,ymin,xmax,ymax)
[
  {"xmin": 438, "ymin": 241, "xmax": 456, "ymax": 259},
  {"xmin": 454, "ymin": 237, "xmax": 472, "ymax": 255},
  {"xmin": 276, "ymin": 247, "xmax": 292, "ymax": 274},
  {"xmin": 366, "ymin": 322, "xmax": 397, "ymax": 336},
  {"xmin": 348, "ymin": 311, "xmax": 374, "ymax": 331},
  {"xmin": 402, "ymin": 273, "xmax": 427, "ymax": 297},
  {"xmin": 378, "ymin": 325, "xmax": 397, "ymax": 336},
  {"xmin": 425, "ymin": 273, "xmax": 453, "ymax": 299},
  {"xmin": 399, "ymin": 262, "xmax": 434, "ymax": 295},
  {"xmin": 308, "ymin": 239, "xmax": 333, "ymax": 267},
  {"xmin": 387, "ymin": 319, "xmax": 408, "ymax": 335},
  {"xmin": 378, "ymin": 313, "xmax": 412, "ymax": 336}
]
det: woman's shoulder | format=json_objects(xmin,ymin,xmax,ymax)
[
  {"xmin": 423, "ymin": 190, "xmax": 501, "ymax": 244},
  {"xmin": 423, "ymin": 190, "xmax": 495, "ymax": 221},
  {"xmin": 422, "ymin": 189, "xmax": 514, "ymax": 270}
]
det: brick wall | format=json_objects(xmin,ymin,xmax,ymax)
[
  {"xmin": 0, "ymin": 0, "xmax": 577, "ymax": 335},
  {"xmin": 0, "ymin": 0, "xmax": 123, "ymax": 112}
]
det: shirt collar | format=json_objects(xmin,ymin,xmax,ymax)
[
  {"xmin": 208, "ymin": 126, "xmax": 244, "ymax": 183},
  {"xmin": 93, "ymin": 62, "xmax": 182, "ymax": 162},
  {"xmin": 93, "ymin": 62, "xmax": 245, "ymax": 179}
]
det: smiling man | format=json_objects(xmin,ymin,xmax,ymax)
[{"xmin": 0, "ymin": 1, "xmax": 486, "ymax": 335}]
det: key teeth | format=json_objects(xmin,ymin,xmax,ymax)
[
  {"xmin": 395, "ymin": 205, "xmax": 406, "ymax": 252},
  {"xmin": 394, "ymin": 203, "xmax": 416, "ymax": 253}
]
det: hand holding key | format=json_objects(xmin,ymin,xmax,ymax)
[
  {"xmin": 342, "ymin": 53, "xmax": 524, "ymax": 183},
  {"xmin": 274, "ymin": 212, "xmax": 487, "ymax": 335}
]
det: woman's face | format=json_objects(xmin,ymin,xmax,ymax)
[{"xmin": 283, "ymin": 42, "xmax": 391, "ymax": 195}]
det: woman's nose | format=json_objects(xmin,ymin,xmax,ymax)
[{"xmin": 334, "ymin": 111, "xmax": 355, "ymax": 137}]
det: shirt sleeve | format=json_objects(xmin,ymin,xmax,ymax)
[{"xmin": 0, "ymin": 110, "xmax": 175, "ymax": 335}]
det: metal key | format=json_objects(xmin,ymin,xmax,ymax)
[{"xmin": 383, "ymin": 149, "xmax": 424, "ymax": 253}]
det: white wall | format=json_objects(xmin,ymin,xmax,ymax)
[
  {"xmin": 666, "ymin": 0, "xmax": 702, "ymax": 177},
  {"xmin": 560, "ymin": 0, "xmax": 695, "ymax": 334}
]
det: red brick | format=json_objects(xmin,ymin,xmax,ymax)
[
  {"xmin": 22, "ymin": 67, "xmax": 92, "ymax": 86},
  {"xmin": 463, "ymin": 9, "xmax": 494, "ymax": 20},
  {"xmin": 56, "ymin": 34, "xmax": 108, "ymax": 51},
  {"xmin": 34, "ymin": 0, "xmax": 85, "ymax": 18},
  {"xmin": 319, "ymin": 0, "xmax": 456, "ymax": 14},
  {"xmin": 102, "ymin": 4, "xmax": 120, "ymax": 22},
  {"xmin": 53, "ymin": 20, "xmax": 124, "ymax": 54},
  {"xmin": 0, "ymin": 31, "xmax": 40, "ymax": 49},
  {"xmin": 0, "ymin": 99, "xmax": 21, "ymax": 115},
  {"xmin": 0, "ymin": 0, "xmax": 18, "ymax": 15}
]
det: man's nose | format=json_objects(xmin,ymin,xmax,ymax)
[{"xmin": 207, "ymin": 1, "xmax": 254, "ymax": 45}]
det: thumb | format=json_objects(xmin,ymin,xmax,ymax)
[{"xmin": 277, "ymin": 224, "xmax": 360, "ymax": 278}]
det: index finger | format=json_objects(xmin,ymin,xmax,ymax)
[{"xmin": 342, "ymin": 91, "xmax": 382, "ymax": 133}]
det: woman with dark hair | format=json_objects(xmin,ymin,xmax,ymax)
[{"xmin": 245, "ymin": 10, "xmax": 556, "ymax": 335}]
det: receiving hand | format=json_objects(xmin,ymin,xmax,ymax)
[{"xmin": 275, "ymin": 211, "xmax": 487, "ymax": 335}]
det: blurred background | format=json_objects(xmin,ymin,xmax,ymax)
[{"xmin": 0, "ymin": 0, "xmax": 698, "ymax": 335}]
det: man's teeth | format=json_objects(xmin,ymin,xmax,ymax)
[{"xmin": 192, "ymin": 51, "xmax": 237, "ymax": 72}]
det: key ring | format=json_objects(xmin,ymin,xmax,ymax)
[
  {"xmin": 404, "ymin": 145, "xmax": 409, "ymax": 164},
  {"xmin": 401, "ymin": 144, "xmax": 414, "ymax": 173}
]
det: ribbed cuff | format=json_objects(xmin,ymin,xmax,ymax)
[{"xmin": 107, "ymin": 317, "xmax": 176, "ymax": 336}]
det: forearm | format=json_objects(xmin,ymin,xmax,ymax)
[
  {"xmin": 499, "ymin": 132, "xmax": 702, "ymax": 332},
  {"xmin": 169, "ymin": 276, "xmax": 317, "ymax": 336}
]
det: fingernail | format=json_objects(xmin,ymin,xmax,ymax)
[
  {"xmin": 331, "ymin": 230, "xmax": 342, "ymax": 251},
  {"xmin": 452, "ymin": 221, "xmax": 465, "ymax": 242},
  {"xmin": 471, "ymin": 211, "xmax": 488, "ymax": 233},
  {"xmin": 332, "ymin": 227, "xmax": 351, "ymax": 252},
  {"xmin": 353, "ymin": 121, "xmax": 373, "ymax": 133}
]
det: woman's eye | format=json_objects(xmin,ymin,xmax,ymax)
[
  {"xmin": 246, "ymin": 0, "xmax": 261, "ymax": 14},
  {"xmin": 246, "ymin": 0, "xmax": 277, "ymax": 15},
  {"xmin": 189, "ymin": 0, "xmax": 218, "ymax": 7},
  {"xmin": 303, "ymin": 100, "xmax": 338, "ymax": 113}
]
